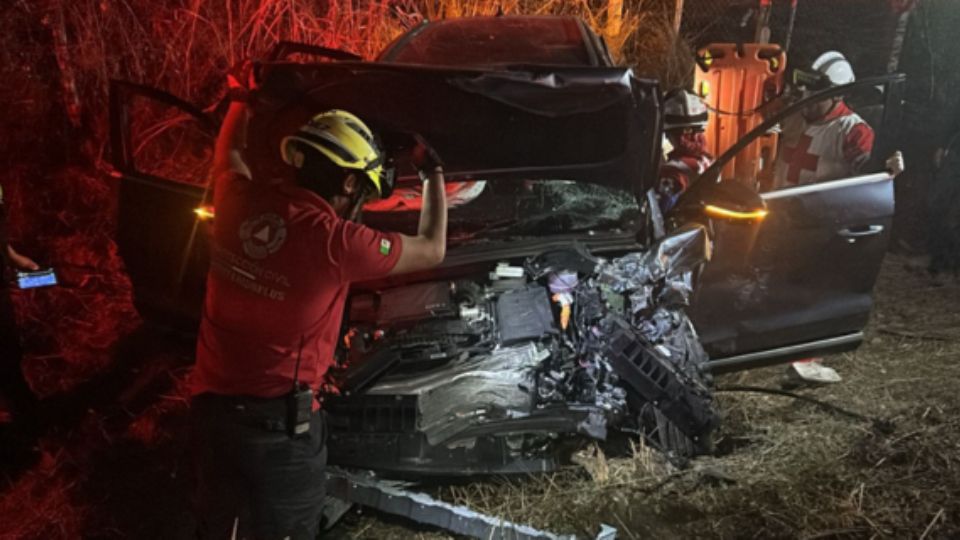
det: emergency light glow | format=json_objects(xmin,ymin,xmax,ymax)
[
  {"xmin": 194, "ymin": 205, "xmax": 216, "ymax": 220},
  {"xmin": 704, "ymin": 204, "xmax": 769, "ymax": 221}
]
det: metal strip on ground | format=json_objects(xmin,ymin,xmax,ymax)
[{"xmin": 326, "ymin": 467, "xmax": 617, "ymax": 540}]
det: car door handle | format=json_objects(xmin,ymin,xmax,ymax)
[{"xmin": 837, "ymin": 225, "xmax": 884, "ymax": 240}]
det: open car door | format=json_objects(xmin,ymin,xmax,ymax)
[
  {"xmin": 110, "ymin": 61, "xmax": 661, "ymax": 329},
  {"xmin": 109, "ymin": 80, "xmax": 215, "ymax": 327},
  {"xmin": 686, "ymin": 75, "xmax": 905, "ymax": 372}
]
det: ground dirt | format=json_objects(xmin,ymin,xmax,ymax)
[{"xmin": 1, "ymin": 256, "xmax": 958, "ymax": 540}]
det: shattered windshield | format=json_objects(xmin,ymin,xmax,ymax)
[{"xmin": 362, "ymin": 180, "xmax": 640, "ymax": 244}]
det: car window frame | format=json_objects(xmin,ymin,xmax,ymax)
[{"xmin": 108, "ymin": 79, "xmax": 217, "ymax": 182}]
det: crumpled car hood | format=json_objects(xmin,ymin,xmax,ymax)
[{"xmin": 248, "ymin": 61, "xmax": 662, "ymax": 197}]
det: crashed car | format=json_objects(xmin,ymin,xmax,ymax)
[{"xmin": 109, "ymin": 16, "xmax": 903, "ymax": 475}]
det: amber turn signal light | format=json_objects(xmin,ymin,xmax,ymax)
[
  {"xmin": 194, "ymin": 205, "xmax": 216, "ymax": 220},
  {"xmin": 704, "ymin": 204, "xmax": 768, "ymax": 221}
]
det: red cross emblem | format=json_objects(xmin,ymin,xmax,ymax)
[{"xmin": 781, "ymin": 134, "xmax": 820, "ymax": 185}]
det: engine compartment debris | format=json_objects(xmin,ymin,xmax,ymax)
[{"xmin": 326, "ymin": 226, "xmax": 719, "ymax": 475}]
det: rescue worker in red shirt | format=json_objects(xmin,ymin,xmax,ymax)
[
  {"xmin": 774, "ymin": 51, "xmax": 904, "ymax": 189},
  {"xmin": 657, "ymin": 89, "xmax": 714, "ymax": 213},
  {"xmin": 190, "ymin": 64, "xmax": 448, "ymax": 539},
  {"xmin": 0, "ymin": 184, "xmax": 41, "ymax": 472},
  {"xmin": 776, "ymin": 51, "xmax": 904, "ymax": 385}
]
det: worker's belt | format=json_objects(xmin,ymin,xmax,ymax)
[{"xmin": 193, "ymin": 392, "xmax": 309, "ymax": 433}]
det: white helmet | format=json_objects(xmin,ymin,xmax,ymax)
[
  {"xmin": 663, "ymin": 89, "xmax": 709, "ymax": 131},
  {"xmin": 812, "ymin": 51, "xmax": 855, "ymax": 86}
]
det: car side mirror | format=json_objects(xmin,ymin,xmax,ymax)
[{"xmin": 699, "ymin": 181, "xmax": 768, "ymax": 222}]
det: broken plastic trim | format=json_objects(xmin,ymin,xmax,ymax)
[{"xmin": 366, "ymin": 343, "xmax": 546, "ymax": 445}]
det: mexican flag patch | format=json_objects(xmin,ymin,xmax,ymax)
[{"xmin": 379, "ymin": 238, "xmax": 392, "ymax": 256}]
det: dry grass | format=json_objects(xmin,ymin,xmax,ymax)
[
  {"xmin": 0, "ymin": 452, "xmax": 87, "ymax": 540},
  {"xmin": 23, "ymin": 0, "xmax": 692, "ymax": 173}
]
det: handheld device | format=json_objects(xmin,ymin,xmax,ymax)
[
  {"xmin": 16, "ymin": 269, "xmax": 57, "ymax": 289},
  {"xmin": 286, "ymin": 336, "xmax": 313, "ymax": 438}
]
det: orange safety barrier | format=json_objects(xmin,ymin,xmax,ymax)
[{"xmin": 694, "ymin": 43, "xmax": 786, "ymax": 189}]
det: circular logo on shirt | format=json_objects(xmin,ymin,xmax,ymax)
[{"xmin": 239, "ymin": 213, "xmax": 287, "ymax": 260}]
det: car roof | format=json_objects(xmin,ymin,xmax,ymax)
[{"xmin": 379, "ymin": 15, "xmax": 611, "ymax": 68}]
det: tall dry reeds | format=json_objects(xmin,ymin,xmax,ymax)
[{"xmin": 30, "ymin": 0, "xmax": 691, "ymax": 168}]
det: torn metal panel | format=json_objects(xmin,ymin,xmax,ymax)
[
  {"xmin": 572, "ymin": 226, "xmax": 717, "ymax": 454},
  {"xmin": 367, "ymin": 343, "xmax": 546, "ymax": 445},
  {"xmin": 325, "ymin": 467, "xmax": 617, "ymax": 540},
  {"xmin": 596, "ymin": 225, "xmax": 709, "ymax": 309},
  {"xmin": 449, "ymin": 404, "xmax": 611, "ymax": 442}
]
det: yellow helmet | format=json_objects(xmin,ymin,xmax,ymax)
[{"xmin": 280, "ymin": 110, "xmax": 392, "ymax": 197}]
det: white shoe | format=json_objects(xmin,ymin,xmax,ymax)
[{"xmin": 787, "ymin": 359, "xmax": 842, "ymax": 385}]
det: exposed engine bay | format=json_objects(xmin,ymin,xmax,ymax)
[{"xmin": 325, "ymin": 226, "xmax": 718, "ymax": 476}]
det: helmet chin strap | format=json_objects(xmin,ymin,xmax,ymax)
[
  {"xmin": 340, "ymin": 176, "xmax": 374, "ymax": 223},
  {"xmin": 344, "ymin": 190, "xmax": 365, "ymax": 222}
]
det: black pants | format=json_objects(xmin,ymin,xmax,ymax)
[
  {"xmin": 0, "ymin": 289, "xmax": 36, "ymax": 421},
  {"xmin": 0, "ymin": 289, "xmax": 39, "ymax": 475},
  {"xmin": 190, "ymin": 394, "xmax": 327, "ymax": 540},
  {"xmin": 928, "ymin": 139, "xmax": 960, "ymax": 275}
]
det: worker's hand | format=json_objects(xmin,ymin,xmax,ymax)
[
  {"xmin": 226, "ymin": 59, "xmax": 257, "ymax": 91},
  {"xmin": 886, "ymin": 151, "xmax": 905, "ymax": 177},
  {"xmin": 411, "ymin": 135, "xmax": 444, "ymax": 174},
  {"xmin": 7, "ymin": 245, "xmax": 39, "ymax": 272}
]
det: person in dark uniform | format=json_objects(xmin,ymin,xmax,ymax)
[
  {"xmin": 0, "ymin": 184, "xmax": 41, "ymax": 470},
  {"xmin": 928, "ymin": 127, "xmax": 960, "ymax": 277}
]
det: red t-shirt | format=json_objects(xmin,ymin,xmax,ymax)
[{"xmin": 191, "ymin": 172, "xmax": 402, "ymax": 398}]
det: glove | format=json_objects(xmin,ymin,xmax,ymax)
[
  {"xmin": 227, "ymin": 59, "xmax": 257, "ymax": 90},
  {"xmin": 411, "ymin": 134, "xmax": 444, "ymax": 177},
  {"xmin": 226, "ymin": 59, "xmax": 259, "ymax": 103},
  {"xmin": 886, "ymin": 150, "xmax": 905, "ymax": 177}
]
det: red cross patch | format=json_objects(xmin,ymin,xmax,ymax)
[{"xmin": 781, "ymin": 134, "xmax": 820, "ymax": 185}]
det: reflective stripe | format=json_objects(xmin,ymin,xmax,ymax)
[
  {"xmin": 344, "ymin": 120, "xmax": 374, "ymax": 144},
  {"xmin": 295, "ymin": 131, "xmax": 358, "ymax": 164}
]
